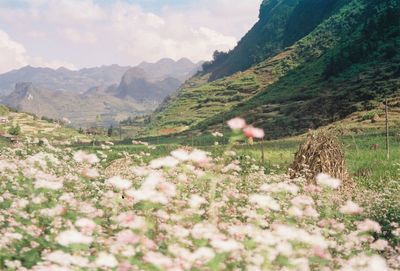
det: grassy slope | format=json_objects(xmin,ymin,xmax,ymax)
[
  {"xmin": 0, "ymin": 106, "xmax": 90, "ymax": 144},
  {"xmin": 142, "ymin": 0, "xmax": 399, "ymax": 138}
]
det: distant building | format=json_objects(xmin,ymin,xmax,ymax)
[{"xmin": 0, "ymin": 117, "xmax": 9, "ymax": 124}]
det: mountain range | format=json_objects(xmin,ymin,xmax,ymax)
[
  {"xmin": 143, "ymin": 0, "xmax": 400, "ymax": 138},
  {"xmin": 0, "ymin": 58, "xmax": 202, "ymax": 127}
]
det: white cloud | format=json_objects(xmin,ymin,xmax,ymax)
[
  {"xmin": 0, "ymin": 0, "xmax": 262, "ymax": 70},
  {"xmin": 0, "ymin": 29, "xmax": 28, "ymax": 73},
  {"xmin": 0, "ymin": 28, "xmax": 76, "ymax": 73}
]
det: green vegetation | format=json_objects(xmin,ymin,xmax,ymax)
[
  {"xmin": 8, "ymin": 124, "xmax": 21, "ymax": 136},
  {"xmin": 140, "ymin": 0, "xmax": 399, "ymax": 140}
]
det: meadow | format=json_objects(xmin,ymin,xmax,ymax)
[{"xmin": 0, "ymin": 120, "xmax": 399, "ymax": 270}]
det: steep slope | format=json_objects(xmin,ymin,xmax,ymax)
[
  {"xmin": 113, "ymin": 59, "xmax": 201, "ymax": 102},
  {"xmin": 144, "ymin": 0, "xmax": 400, "ymax": 137},
  {"xmin": 202, "ymin": 0, "xmax": 346, "ymax": 81}
]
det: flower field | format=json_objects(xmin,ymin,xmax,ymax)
[{"xmin": 0, "ymin": 128, "xmax": 399, "ymax": 270}]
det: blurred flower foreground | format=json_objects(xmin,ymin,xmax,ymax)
[{"xmin": 0, "ymin": 121, "xmax": 399, "ymax": 271}]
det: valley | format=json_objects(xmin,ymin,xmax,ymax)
[{"xmin": 0, "ymin": 0, "xmax": 399, "ymax": 270}]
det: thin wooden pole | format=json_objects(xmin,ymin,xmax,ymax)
[
  {"xmin": 260, "ymin": 139, "xmax": 265, "ymax": 164},
  {"xmin": 385, "ymin": 97, "xmax": 390, "ymax": 160}
]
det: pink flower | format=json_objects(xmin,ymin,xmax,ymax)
[
  {"xmin": 243, "ymin": 126, "xmax": 265, "ymax": 139},
  {"xmin": 115, "ymin": 212, "xmax": 146, "ymax": 229},
  {"xmin": 227, "ymin": 117, "xmax": 246, "ymax": 130},
  {"xmin": 339, "ymin": 201, "xmax": 363, "ymax": 215},
  {"xmin": 116, "ymin": 230, "xmax": 140, "ymax": 245},
  {"xmin": 357, "ymin": 219, "xmax": 381, "ymax": 233},
  {"xmin": 316, "ymin": 173, "xmax": 341, "ymax": 189},
  {"xmin": 118, "ymin": 262, "xmax": 134, "ymax": 271},
  {"xmin": 75, "ymin": 218, "xmax": 97, "ymax": 235}
]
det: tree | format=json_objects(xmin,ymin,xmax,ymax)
[
  {"xmin": 8, "ymin": 124, "xmax": 21, "ymax": 136},
  {"xmin": 107, "ymin": 125, "xmax": 113, "ymax": 137}
]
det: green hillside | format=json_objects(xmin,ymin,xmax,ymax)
[{"xmin": 142, "ymin": 0, "xmax": 399, "ymax": 138}]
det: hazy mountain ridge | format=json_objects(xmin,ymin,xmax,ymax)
[
  {"xmin": 1, "ymin": 58, "xmax": 202, "ymax": 126},
  {"xmin": 0, "ymin": 65, "xmax": 131, "ymax": 96}
]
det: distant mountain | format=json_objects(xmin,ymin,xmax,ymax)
[
  {"xmin": 0, "ymin": 58, "xmax": 203, "ymax": 126},
  {"xmin": 113, "ymin": 67, "xmax": 182, "ymax": 102},
  {"xmin": 2, "ymin": 82, "xmax": 148, "ymax": 127},
  {"xmin": 0, "ymin": 65, "xmax": 130, "ymax": 95},
  {"xmin": 137, "ymin": 58, "xmax": 203, "ymax": 82}
]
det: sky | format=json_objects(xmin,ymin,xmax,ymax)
[{"xmin": 0, "ymin": 0, "xmax": 261, "ymax": 73}]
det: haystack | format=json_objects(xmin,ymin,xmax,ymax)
[{"xmin": 288, "ymin": 131, "xmax": 348, "ymax": 182}]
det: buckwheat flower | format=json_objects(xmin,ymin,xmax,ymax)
[
  {"xmin": 212, "ymin": 131, "xmax": 223, "ymax": 137},
  {"xmin": 291, "ymin": 195, "xmax": 314, "ymax": 207},
  {"xmin": 189, "ymin": 195, "xmax": 207, "ymax": 209},
  {"xmin": 56, "ymin": 229, "xmax": 93, "ymax": 246},
  {"xmin": 116, "ymin": 230, "xmax": 140, "ymax": 245},
  {"xmin": 81, "ymin": 168, "xmax": 99, "ymax": 179},
  {"xmin": 249, "ymin": 194, "xmax": 280, "ymax": 211},
  {"xmin": 106, "ymin": 176, "xmax": 131, "ymax": 190},
  {"xmin": 211, "ymin": 238, "xmax": 243, "ymax": 252},
  {"xmin": 115, "ymin": 212, "xmax": 146, "ymax": 229},
  {"xmin": 73, "ymin": 150, "xmax": 99, "ymax": 164},
  {"xmin": 171, "ymin": 149, "xmax": 190, "ymax": 161},
  {"xmin": 192, "ymin": 247, "xmax": 215, "ymax": 263},
  {"xmin": 75, "ymin": 218, "xmax": 97, "ymax": 235},
  {"xmin": 150, "ymin": 156, "xmax": 180, "ymax": 169},
  {"xmin": 158, "ymin": 182, "xmax": 177, "ymax": 197},
  {"xmin": 304, "ymin": 206, "xmax": 320, "ymax": 218},
  {"xmin": 34, "ymin": 179, "xmax": 63, "ymax": 190},
  {"xmin": 45, "ymin": 251, "xmax": 89, "ymax": 267},
  {"xmin": 188, "ymin": 149, "xmax": 209, "ymax": 164},
  {"xmin": 143, "ymin": 251, "xmax": 173, "ymax": 269},
  {"xmin": 339, "ymin": 200, "xmax": 364, "ymax": 215},
  {"xmin": 370, "ymin": 239, "xmax": 388, "ymax": 251},
  {"xmin": 95, "ymin": 252, "xmax": 118, "ymax": 268},
  {"xmin": 288, "ymin": 206, "xmax": 304, "ymax": 217},
  {"xmin": 316, "ymin": 173, "xmax": 341, "ymax": 189},
  {"xmin": 356, "ymin": 219, "xmax": 381, "ymax": 233},
  {"xmin": 227, "ymin": 117, "xmax": 246, "ymax": 130},
  {"xmin": 243, "ymin": 126, "xmax": 265, "ymax": 139}
]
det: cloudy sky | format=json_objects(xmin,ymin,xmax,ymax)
[{"xmin": 0, "ymin": 0, "xmax": 261, "ymax": 73}]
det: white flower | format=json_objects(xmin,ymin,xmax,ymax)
[
  {"xmin": 249, "ymin": 194, "xmax": 280, "ymax": 211},
  {"xmin": 188, "ymin": 149, "xmax": 209, "ymax": 164},
  {"xmin": 34, "ymin": 180, "xmax": 63, "ymax": 190},
  {"xmin": 189, "ymin": 195, "xmax": 207, "ymax": 209},
  {"xmin": 370, "ymin": 239, "xmax": 388, "ymax": 251},
  {"xmin": 95, "ymin": 252, "xmax": 118, "ymax": 268},
  {"xmin": 73, "ymin": 151, "xmax": 99, "ymax": 164},
  {"xmin": 150, "ymin": 156, "xmax": 180, "ymax": 169},
  {"xmin": 339, "ymin": 201, "xmax": 363, "ymax": 215},
  {"xmin": 105, "ymin": 176, "xmax": 131, "ymax": 190},
  {"xmin": 316, "ymin": 173, "xmax": 341, "ymax": 189},
  {"xmin": 211, "ymin": 239, "xmax": 243, "ymax": 252},
  {"xmin": 56, "ymin": 229, "xmax": 93, "ymax": 246},
  {"xmin": 171, "ymin": 149, "xmax": 190, "ymax": 161}
]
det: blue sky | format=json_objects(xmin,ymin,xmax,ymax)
[{"xmin": 0, "ymin": 0, "xmax": 261, "ymax": 73}]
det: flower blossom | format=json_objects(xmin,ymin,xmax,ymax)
[
  {"xmin": 316, "ymin": 173, "xmax": 341, "ymax": 189},
  {"xmin": 227, "ymin": 117, "xmax": 246, "ymax": 130},
  {"xmin": 56, "ymin": 229, "xmax": 93, "ymax": 246}
]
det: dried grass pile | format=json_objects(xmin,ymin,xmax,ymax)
[{"xmin": 289, "ymin": 131, "xmax": 349, "ymax": 182}]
